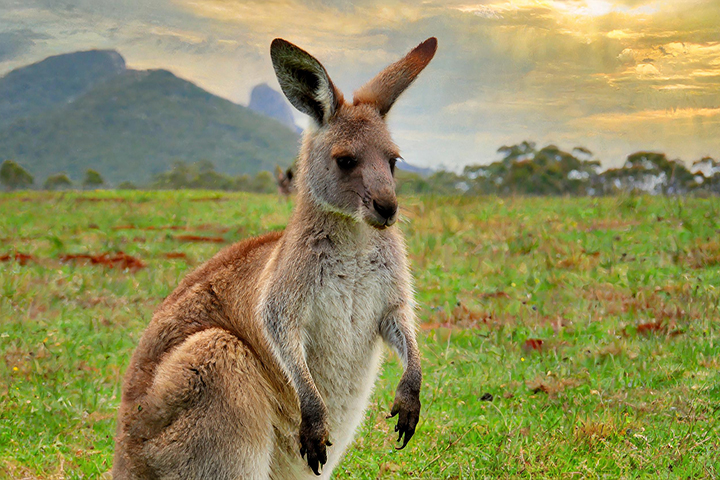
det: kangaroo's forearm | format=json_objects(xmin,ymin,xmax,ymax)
[
  {"xmin": 381, "ymin": 302, "xmax": 422, "ymax": 449},
  {"xmin": 380, "ymin": 304, "xmax": 422, "ymax": 399},
  {"xmin": 262, "ymin": 299, "xmax": 326, "ymax": 411},
  {"xmin": 380, "ymin": 304, "xmax": 421, "ymax": 372}
]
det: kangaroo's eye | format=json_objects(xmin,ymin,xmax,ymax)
[
  {"xmin": 389, "ymin": 157, "xmax": 398, "ymax": 175},
  {"xmin": 336, "ymin": 155, "xmax": 358, "ymax": 171}
]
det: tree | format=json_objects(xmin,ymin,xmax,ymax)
[
  {"xmin": 0, "ymin": 160, "xmax": 34, "ymax": 190},
  {"xmin": 248, "ymin": 170, "xmax": 276, "ymax": 193},
  {"xmin": 423, "ymin": 170, "xmax": 467, "ymax": 195},
  {"xmin": 233, "ymin": 174, "xmax": 252, "ymax": 192},
  {"xmin": 396, "ymin": 170, "xmax": 431, "ymax": 195},
  {"xmin": 691, "ymin": 157, "xmax": 720, "ymax": 194},
  {"xmin": 117, "ymin": 181, "xmax": 138, "ymax": 190},
  {"xmin": 191, "ymin": 170, "xmax": 233, "ymax": 190},
  {"xmin": 83, "ymin": 169, "xmax": 105, "ymax": 188},
  {"xmin": 151, "ymin": 160, "xmax": 238, "ymax": 190},
  {"xmin": 44, "ymin": 173, "xmax": 73, "ymax": 190},
  {"xmin": 196, "ymin": 159, "xmax": 216, "ymax": 173},
  {"xmin": 572, "ymin": 146, "xmax": 593, "ymax": 160},
  {"xmin": 598, "ymin": 152, "xmax": 694, "ymax": 195},
  {"xmin": 151, "ymin": 160, "xmax": 193, "ymax": 189},
  {"xmin": 497, "ymin": 141, "xmax": 536, "ymax": 163},
  {"xmin": 463, "ymin": 142, "xmax": 600, "ymax": 196}
]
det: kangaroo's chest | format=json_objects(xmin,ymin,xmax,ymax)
[
  {"xmin": 303, "ymin": 245, "xmax": 392, "ymax": 425},
  {"xmin": 307, "ymin": 246, "xmax": 391, "ymax": 345}
]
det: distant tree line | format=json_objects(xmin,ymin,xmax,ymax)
[
  {"xmin": 2, "ymin": 145, "xmax": 719, "ymax": 196},
  {"xmin": 0, "ymin": 160, "xmax": 107, "ymax": 191},
  {"xmin": 148, "ymin": 160, "xmax": 276, "ymax": 193},
  {"xmin": 397, "ymin": 142, "xmax": 720, "ymax": 196},
  {"xmin": 0, "ymin": 159, "xmax": 277, "ymax": 193}
]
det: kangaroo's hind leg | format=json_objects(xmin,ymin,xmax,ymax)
[{"xmin": 114, "ymin": 328, "xmax": 275, "ymax": 480}]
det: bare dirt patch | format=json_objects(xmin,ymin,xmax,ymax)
[
  {"xmin": 173, "ymin": 235, "xmax": 225, "ymax": 243},
  {"xmin": 59, "ymin": 252, "xmax": 145, "ymax": 270},
  {"xmin": 75, "ymin": 197, "xmax": 129, "ymax": 203},
  {"xmin": 163, "ymin": 252, "xmax": 188, "ymax": 259},
  {"xmin": 584, "ymin": 284, "xmax": 693, "ymax": 323},
  {"xmin": 189, "ymin": 197, "xmax": 230, "ymax": 202},
  {"xmin": 0, "ymin": 252, "xmax": 37, "ymax": 265},
  {"xmin": 582, "ymin": 218, "xmax": 641, "ymax": 232},
  {"xmin": 631, "ymin": 321, "xmax": 683, "ymax": 337},
  {"xmin": 522, "ymin": 338, "xmax": 544, "ymax": 351},
  {"xmin": 682, "ymin": 240, "xmax": 720, "ymax": 269},
  {"xmin": 526, "ymin": 376, "xmax": 579, "ymax": 397},
  {"xmin": 422, "ymin": 302, "xmax": 517, "ymax": 329}
]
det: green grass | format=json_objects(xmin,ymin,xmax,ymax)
[{"xmin": 1, "ymin": 191, "xmax": 718, "ymax": 479}]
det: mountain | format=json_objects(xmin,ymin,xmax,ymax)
[
  {"xmin": 396, "ymin": 158, "xmax": 434, "ymax": 176},
  {"xmin": 0, "ymin": 50, "xmax": 126, "ymax": 127},
  {"xmin": 0, "ymin": 53, "xmax": 300, "ymax": 185},
  {"xmin": 248, "ymin": 83, "xmax": 301, "ymax": 133}
]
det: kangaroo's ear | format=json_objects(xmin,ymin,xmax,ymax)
[
  {"xmin": 353, "ymin": 37, "xmax": 437, "ymax": 117},
  {"xmin": 271, "ymin": 39, "xmax": 343, "ymax": 126}
]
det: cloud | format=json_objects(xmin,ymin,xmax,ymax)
[
  {"xmin": 0, "ymin": 29, "xmax": 50, "ymax": 61},
  {"xmin": 0, "ymin": 0, "xmax": 718, "ymax": 169},
  {"xmin": 577, "ymin": 106, "xmax": 720, "ymax": 126}
]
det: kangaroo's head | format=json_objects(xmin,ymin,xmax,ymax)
[{"xmin": 271, "ymin": 37, "xmax": 437, "ymax": 229}]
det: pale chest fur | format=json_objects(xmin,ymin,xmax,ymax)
[
  {"xmin": 262, "ymin": 223, "xmax": 409, "ymax": 478},
  {"xmin": 303, "ymin": 239, "xmax": 394, "ymax": 414},
  {"xmin": 302, "ymin": 235, "xmax": 398, "ymax": 461}
]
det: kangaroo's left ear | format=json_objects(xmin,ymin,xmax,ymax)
[
  {"xmin": 271, "ymin": 39, "xmax": 344, "ymax": 126},
  {"xmin": 353, "ymin": 38, "xmax": 437, "ymax": 117}
]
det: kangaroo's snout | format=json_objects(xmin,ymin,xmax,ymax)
[
  {"xmin": 372, "ymin": 199, "xmax": 398, "ymax": 227},
  {"xmin": 361, "ymin": 152, "xmax": 398, "ymax": 229}
]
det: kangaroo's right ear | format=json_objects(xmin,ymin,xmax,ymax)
[{"xmin": 271, "ymin": 39, "xmax": 343, "ymax": 127}]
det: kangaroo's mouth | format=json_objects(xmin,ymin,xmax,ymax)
[
  {"xmin": 365, "ymin": 211, "xmax": 397, "ymax": 230},
  {"xmin": 362, "ymin": 196, "xmax": 398, "ymax": 230}
]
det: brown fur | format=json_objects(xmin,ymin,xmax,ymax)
[
  {"xmin": 113, "ymin": 37, "xmax": 437, "ymax": 479},
  {"xmin": 114, "ymin": 232, "xmax": 295, "ymax": 478},
  {"xmin": 275, "ymin": 166, "xmax": 295, "ymax": 196}
]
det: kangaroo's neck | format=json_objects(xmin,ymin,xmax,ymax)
[{"xmin": 284, "ymin": 192, "xmax": 372, "ymax": 252}]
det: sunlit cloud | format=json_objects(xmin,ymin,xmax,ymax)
[
  {"xmin": 176, "ymin": 0, "xmax": 430, "ymax": 45},
  {"xmin": 554, "ymin": 0, "xmax": 616, "ymax": 17},
  {"xmin": 582, "ymin": 107, "xmax": 720, "ymax": 124},
  {"xmin": 146, "ymin": 26, "xmax": 206, "ymax": 45}
]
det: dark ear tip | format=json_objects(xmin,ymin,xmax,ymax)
[
  {"xmin": 419, "ymin": 37, "xmax": 438, "ymax": 55},
  {"xmin": 270, "ymin": 38, "xmax": 290, "ymax": 53}
]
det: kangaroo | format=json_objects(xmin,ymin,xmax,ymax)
[
  {"xmin": 112, "ymin": 37, "xmax": 437, "ymax": 479},
  {"xmin": 275, "ymin": 165, "xmax": 295, "ymax": 196}
]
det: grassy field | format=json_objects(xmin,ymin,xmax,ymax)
[{"xmin": 1, "ymin": 191, "xmax": 719, "ymax": 479}]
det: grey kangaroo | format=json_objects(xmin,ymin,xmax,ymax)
[{"xmin": 112, "ymin": 36, "xmax": 437, "ymax": 479}]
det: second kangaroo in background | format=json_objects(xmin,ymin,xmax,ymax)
[{"xmin": 113, "ymin": 37, "xmax": 437, "ymax": 479}]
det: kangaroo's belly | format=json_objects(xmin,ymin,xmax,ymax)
[{"xmin": 308, "ymin": 331, "xmax": 384, "ymax": 434}]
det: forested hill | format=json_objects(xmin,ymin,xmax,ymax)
[
  {"xmin": 0, "ymin": 50, "xmax": 127, "ymax": 128},
  {"xmin": 0, "ymin": 51, "xmax": 300, "ymax": 185}
]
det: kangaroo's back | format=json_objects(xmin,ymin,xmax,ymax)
[
  {"xmin": 118, "ymin": 231, "xmax": 284, "ymax": 403},
  {"xmin": 113, "ymin": 231, "xmax": 297, "ymax": 479}
]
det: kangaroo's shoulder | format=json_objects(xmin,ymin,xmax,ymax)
[
  {"xmin": 163, "ymin": 230, "xmax": 284, "ymax": 307},
  {"xmin": 121, "ymin": 230, "xmax": 285, "ymax": 402}
]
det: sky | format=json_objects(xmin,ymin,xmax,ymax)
[{"xmin": 1, "ymin": 0, "xmax": 719, "ymax": 170}]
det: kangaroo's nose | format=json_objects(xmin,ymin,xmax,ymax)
[{"xmin": 373, "ymin": 199, "xmax": 397, "ymax": 221}]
